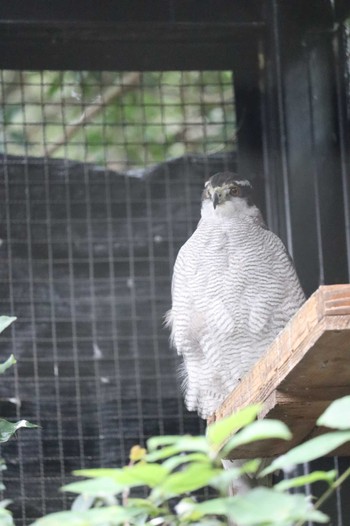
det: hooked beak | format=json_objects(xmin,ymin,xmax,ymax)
[{"xmin": 213, "ymin": 192, "xmax": 219, "ymax": 209}]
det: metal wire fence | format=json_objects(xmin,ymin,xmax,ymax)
[
  {"xmin": 0, "ymin": 70, "xmax": 236, "ymax": 524},
  {"xmin": 0, "ymin": 71, "xmax": 235, "ymax": 169}
]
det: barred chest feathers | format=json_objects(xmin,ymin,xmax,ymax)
[{"xmin": 167, "ymin": 172, "xmax": 305, "ymax": 419}]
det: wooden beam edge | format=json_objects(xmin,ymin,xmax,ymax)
[{"xmin": 209, "ymin": 284, "xmax": 350, "ymax": 424}]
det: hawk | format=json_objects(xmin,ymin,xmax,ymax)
[{"xmin": 167, "ymin": 172, "xmax": 305, "ymax": 419}]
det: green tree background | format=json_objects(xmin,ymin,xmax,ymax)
[{"xmin": 0, "ymin": 71, "xmax": 236, "ymax": 171}]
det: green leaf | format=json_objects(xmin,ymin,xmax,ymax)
[
  {"xmin": 159, "ymin": 464, "xmax": 221, "ymax": 495},
  {"xmin": 162, "ymin": 452, "xmax": 210, "ymax": 472},
  {"xmin": 0, "ymin": 419, "xmax": 38, "ymax": 443},
  {"xmin": 126, "ymin": 498, "xmax": 166, "ymax": 517},
  {"xmin": 73, "ymin": 468, "xmax": 120, "ymax": 478},
  {"xmin": 222, "ymin": 419, "xmax": 291, "ymax": 456},
  {"xmin": 114, "ymin": 463, "xmax": 168, "ymax": 487},
  {"xmin": 0, "ymin": 506, "xmax": 14, "ymax": 526},
  {"xmin": 166, "ymin": 436, "xmax": 209, "ymax": 453},
  {"xmin": 274, "ymin": 470, "xmax": 337, "ymax": 491},
  {"xmin": 31, "ymin": 505, "xmax": 142, "ymax": 526},
  {"xmin": 180, "ymin": 497, "xmax": 228, "ymax": 519},
  {"xmin": 317, "ymin": 396, "xmax": 350, "ymax": 430},
  {"xmin": 0, "ymin": 499, "xmax": 12, "ymax": 509},
  {"xmin": 0, "ymin": 355, "xmax": 16, "ymax": 374},
  {"xmin": 147, "ymin": 435, "xmax": 182, "ymax": 450},
  {"xmin": 70, "ymin": 494, "xmax": 97, "ymax": 512},
  {"xmin": 261, "ymin": 431, "xmax": 350, "ymax": 476},
  {"xmin": 240, "ymin": 459, "xmax": 262, "ymax": 475},
  {"xmin": 189, "ymin": 488, "xmax": 329, "ymax": 524},
  {"xmin": 207, "ymin": 405, "xmax": 262, "ymax": 449},
  {"xmin": 146, "ymin": 436, "xmax": 209, "ymax": 461},
  {"xmin": 62, "ymin": 477, "xmax": 124, "ymax": 496},
  {"xmin": 146, "ymin": 445, "xmax": 183, "ymax": 462},
  {"xmin": 0, "ymin": 317, "xmax": 16, "ymax": 335},
  {"xmin": 75, "ymin": 464, "xmax": 167, "ymax": 488}
]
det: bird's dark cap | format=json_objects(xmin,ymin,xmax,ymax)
[{"xmin": 207, "ymin": 172, "xmax": 253, "ymax": 196}]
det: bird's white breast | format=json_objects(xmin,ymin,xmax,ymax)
[{"xmin": 170, "ymin": 198, "xmax": 305, "ymax": 417}]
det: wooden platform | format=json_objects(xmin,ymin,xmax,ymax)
[{"xmin": 209, "ymin": 285, "xmax": 350, "ymax": 458}]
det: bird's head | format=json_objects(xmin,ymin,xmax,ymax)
[{"xmin": 202, "ymin": 172, "xmax": 253, "ymax": 211}]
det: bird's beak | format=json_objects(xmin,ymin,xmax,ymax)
[{"xmin": 213, "ymin": 193, "xmax": 219, "ymax": 209}]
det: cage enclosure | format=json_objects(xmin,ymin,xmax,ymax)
[{"xmin": 0, "ymin": 1, "xmax": 350, "ymax": 524}]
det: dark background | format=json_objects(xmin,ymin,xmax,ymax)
[{"xmin": 0, "ymin": 152, "xmax": 234, "ymax": 519}]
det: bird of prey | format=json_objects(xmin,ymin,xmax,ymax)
[{"xmin": 167, "ymin": 171, "xmax": 305, "ymax": 419}]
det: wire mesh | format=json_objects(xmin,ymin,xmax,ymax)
[
  {"xmin": 0, "ymin": 71, "xmax": 235, "ymax": 170},
  {"xmin": 0, "ymin": 70, "xmax": 236, "ymax": 524}
]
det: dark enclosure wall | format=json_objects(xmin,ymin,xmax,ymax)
[
  {"xmin": 0, "ymin": 152, "xmax": 235, "ymax": 520},
  {"xmin": 1, "ymin": 0, "xmax": 350, "ymax": 525}
]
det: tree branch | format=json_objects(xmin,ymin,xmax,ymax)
[
  {"xmin": 295, "ymin": 465, "xmax": 350, "ymax": 526},
  {"xmin": 45, "ymin": 72, "xmax": 141, "ymax": 157}
]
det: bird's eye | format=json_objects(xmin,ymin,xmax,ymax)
[{"xmin": 230, "ymin": 186, "xmax": 239, "ymax": 196}]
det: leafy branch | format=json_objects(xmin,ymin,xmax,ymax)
[
  {"xmin": 315, "ymin": 465, "xmax": 350, "ymax": 511},
  {"xmin": 0, "ymin": 316, "xmax": 38, "ymax": 526},
  {"xmin": 30, "ymin": 397, "xmax": 350, "ymax": 526}
]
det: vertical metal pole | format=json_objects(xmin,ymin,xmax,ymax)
[
  {"xmin": 269, "ymin": 0, "xmax": 293, "ymax": 254},
  {"xmin": 334, "ymin": 24, "xmax": 350, "ymax": 281}
]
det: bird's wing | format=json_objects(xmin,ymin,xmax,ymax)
[{"xmin": 167, "ymin": 242, "xmax": 194, "ymax": 355}]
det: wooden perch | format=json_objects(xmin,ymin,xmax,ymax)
[{"xmin": 209, "ymin": 285, "xmax": 350, "ymax": 458}]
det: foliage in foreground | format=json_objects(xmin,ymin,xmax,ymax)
[
  {"xmin": 0, "ymin": 316, "xmax": 38, "ymax": 526},
  {"xmin": 31, "ymin": 396, "xmax": 350, "ymax": 526}
]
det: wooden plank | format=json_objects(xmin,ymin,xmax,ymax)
[{"xmin": 209, "ymin": 285, "xmax": 350, "ymax": 458}]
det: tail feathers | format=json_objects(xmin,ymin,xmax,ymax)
[
  {"xmin": 193, "ymin": 389, "xmax": 227, "ymax": 419},
  {"xmin": 163, "ymin": 309, "xmax": 172, "ymax": 329},
  {"xmin": 164, "ymin": 309, "xmax": 176, "ymax": 348}
]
